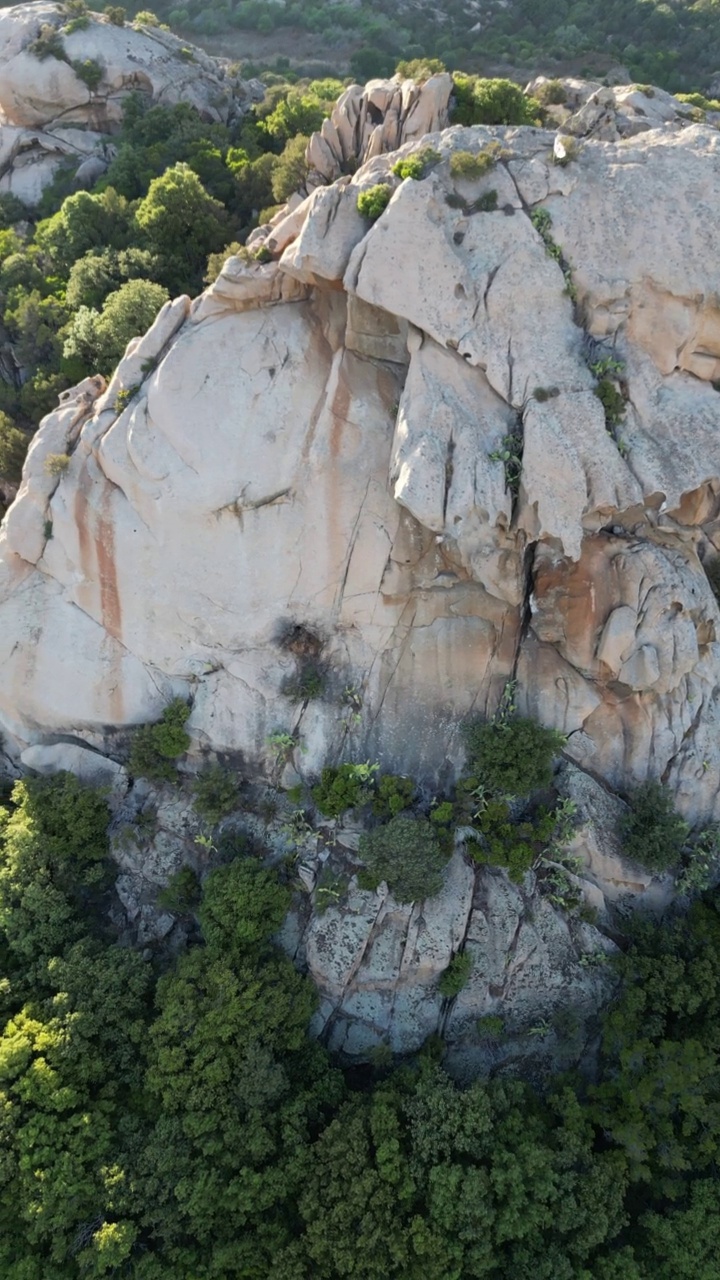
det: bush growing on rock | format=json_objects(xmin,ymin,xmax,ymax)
[
  {"xmin": 157, "ymin": 865, "xmax": 201, "ymax": 914},
  {"xmin": 129, "ymin": 698, "xmax": 191, "ymax": 782},
  {"xmin": 192, "ymin": 763, "xmax": 239, "ymax": 825},
  {"xmin": 391, "ymin": 147, "xmax": 441, "ymax": 181},
  {"xmin": 0, "ymin": 413, "xmax": 29, "ymax": 487},
  {"xmin": 451, "ymin": 75, "xmax": 539, "ymax": 127},
  {"xmin": 358, "ymin": 814, "xmax": 448, "ymax": 902},
  {"xmin": 72, "ymin": 58, "xmax": 103, "ymax": 90},
  {"xmin": 535, "ymin": 79, "xmax": 568, "ymax": 106},
  {"xmin": 470, "ymin": 799, "xmax": 561, "ymax": 882},
  {"xmin": 621, "ymin": 780, "xmax": 689, "ymax": 871},
  {"xmin": 28, "ymin": 24, "xmax": 68, "ymax": 62},
  {"xmin": 198, "ymin": 857, "xmax": 291, "ymax": 952},
  {"xmin": 449, "ymin": 144, "xmax": 504, "ymax": 180},
  {"xmin": 462, "ymin": 716, "xmax": 566, "ymax": 797},
  {"xmin": 394, "ymin": 57, "xmax": 446, "ymax": 82},
  {"xmin": 357, "ymin": 183, "xmax": 393, "ymax": 221},
  {"xmin": 312, "ymin": 762, "xmax": 377, "ymax": 817},
  {"xmin": 438, "ymin": 950, "xmax": 473, "ymax": 997}
]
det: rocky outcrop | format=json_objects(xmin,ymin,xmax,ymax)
[
  {"xmin": 0, "ymin": 2, "xmax": 262, "ymax": 202},
  {"xmin": 3, "ymin": 88, "xmax": 720, "ymax": 827},
  {"xmin": 304, "ymin": 72, "xmax": 454, "ymax": 188},
  {"xmin": 275, "ymin": 836, "xmax": 619, "ymax": 1075}
]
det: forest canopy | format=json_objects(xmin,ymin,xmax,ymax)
[{"xmin": 0, "ymin": 770, "xmax": 719, "ymax": 1277}]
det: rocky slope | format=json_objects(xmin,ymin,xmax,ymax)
[{"xmin": 0, "ymin": 2, "xmax": 261, "ymax": 203}]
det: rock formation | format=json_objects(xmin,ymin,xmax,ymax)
[
  {"xmin": 4, "ymin": 89, "xmax": 720, "ymax": 819},
  {"xmin": 4, "ymin": 68, "xmax": 719, "ymax": 1062},
  {"xmin": 0, "ymin": 2, "xmax": 262, "ymax": 203}
]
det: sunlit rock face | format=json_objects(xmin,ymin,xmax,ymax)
[{"xmin": 3, "ymin": 83, "xmax": 720, "ymax": 822}]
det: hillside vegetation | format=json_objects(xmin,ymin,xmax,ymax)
[
  {"xmin": 0, "ymin": 771, "xmax": 719, "ymax": 1277},
  {"xmin": 130, "ymin": 0, "xmax": 720, "ymax": 91}
]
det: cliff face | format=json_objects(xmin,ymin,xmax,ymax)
[{"xmin": 3, "ymin": 78, "xmax": 720, "ymax": 825}]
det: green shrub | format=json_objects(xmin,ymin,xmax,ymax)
[
  {"xmin": 312, "ymin": 762, "xmax": 377, "ymax": 817},
  {"xmin": 29, "ymin": 24, "xmax": 68, "ymax": 62},
  {"xmin": 449, "ymin": 144, "xmax": 503, "ymax": 179},
  {"xmin": 129, "ymin": 698, "xmax": 191, "ymax": 782},
  {"xmin": 178, "ymin": 47, "xmax": 195, "ymax": 62},
  {"xmin": 451, "ymin": 75, "xmax": 539, "ymax": 126},
  {"xmin": 198, "ymin": 857, "xmax": 291, "ymax": 953},
  {"xmin": 535, "ymin": 79, "xmax": 568, "ymax": 106},
  {"xmin": 133, "ymin": 9, "xmax": 162, "ymax": 26},
  {"xmin": 372, "ymin": 774, "xmax": 415, "ymax": 819},
  {"xmin": 463, "ymin": 717, "xmax": 565, "ymax": 797},
  {"xmin": 620, "ymin": 781, "xmax": 689, "ymax": 872},
  {"xmin": 192, "ymin": 764, "xmax": 239, "ymax": 825},
  {"xmin": 395, "ymin": 57, "xmax": 446, "ymax": 82},
  {"xmin": 358, "ymin": 814, "xmax": 448, "ymax": 903},
  {"xmin": 489, "ymin": 427, "xmax": 523, "ymax": 496},
  {"xmin": 594, "ymin": 378, "xmax": 626, "ymax": 428},
  {"xmin": 438, "ymin": 951, "xmax": 473, "ymax": 997},
  {"xmin": 104, "ymin": 4, "xmax": 126, "ymax": 24},
  {"xmin": 0, "ymin": 193, "xmax": 28, "ymax": 230},
  {"xmin": 357, "ymin": 183, "xmax": 393, "ymax": 221},
  {"xmin": 72, "ymin": 58, "xmax": 103, "ymax": 90},
  {"xmin": 470, "ymin": 799, "xmax": 560, "ymax": 882},
  {"xmin": 44, "ymin": 452, "xmax": 71, "ymax": 477},
  {"xmin": 157, "ymin": 866, "xmax": 201, "ymax": 914},
  {"xmin": 0, "ymin": 412, "xmax": 28, "ymax": 485},
  {"xmin": 391, "ymin": 147, "xmax": 440, "ymax": 181},
  {"xmin": 64, "ymin": 15, "xmax": 90, "ymax": 32},
  {"xmin": 476, "ymin": 1013, "xmax": 505, "ymax": 1039}
]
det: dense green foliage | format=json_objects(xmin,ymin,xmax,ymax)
[
  {"xmin": 2, "ymin": 770, "xmax": 720, "ymax": 1275},
  {"xmin": 438, "ymin": 949, "xmax": 473, "ymax": 996},
  {"xmin": 463, "ymin": 715, "xmax": 566, "ymax": 796},
  {"xmin": 470, "ymin": 798, "xmax": 563, "ymax": 882},
  {"xmin": 128, "ymin": 698, "xmax": 191, "ymax": 781},
  {"xmin": 358, "ymin": 813, "xmax": 449, "ymax": 902},
  {"xmin": 621, "ymin": 780, "xmax": 690, "ymax": 871},
  {"xmin": 191, "ymin": 762, "xmax": 239, "ymax": 825},
  {"xmin": 151, "ymin": 0, "xmax": 720, "ymax": 91},
  {"xmin": 357, "ymin": 182, "xmax": 394, "ymax": 221}
]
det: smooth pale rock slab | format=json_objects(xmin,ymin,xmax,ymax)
[
  {"xmin": 279, "ymin": 182, "xmax": 369, "ymax": 284},
  {"xmin": 21, "ymin": 741, "xmax": 128, "ymax": 805}
]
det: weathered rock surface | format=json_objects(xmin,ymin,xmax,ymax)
[
  {"xmin": 276, "ymin": 836, "xmax": 619, "ymax": 1072},
  {"xmin": 0, "ymin": 2, "xmax": 262, "ymax": 201},
  {"xmin": 3, "ymin": 84, "xmax": 720, "ymax": 829}
]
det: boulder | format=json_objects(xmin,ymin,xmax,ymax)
[{"xmin": 21, "ymin": 739, "xmax": 128, "ymax": 806}]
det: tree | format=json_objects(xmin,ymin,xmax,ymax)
[
  {"xmin": 462, "ymin": 716, "xmax": 565, "ymax": 796},
  {"xmin": 35, "ymin": 188, "xmax": 133, "ymax": 275},
  {"xmin": 62, "ymin": 277, "xmax": 168, "ymax": 375},
  {"xmin": 134, "ymin": 162, "xmax": 229, "ymax": 293},
  {"xmin": 451, "ymin": 75, "xmax": 540, "ymax": 126},
  {"xmin": 620, "ymin": 780, "xmax": 688, "ymax": 871},
  {"xmin": 272, "ymin": 134, "xmax": 310, "ymax": 203},
  {"xmin": 358, "ymin": 815, "xmax": 448, "ymax": 902},
  {"xmin": 0, "ymin": 412, "xmax": 28, "ymax": 485}
]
